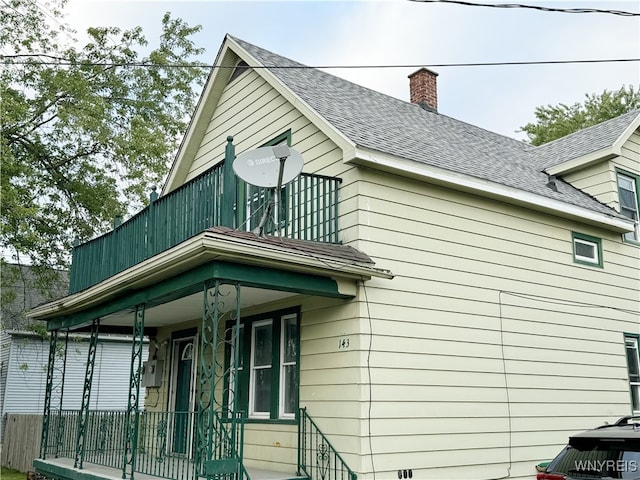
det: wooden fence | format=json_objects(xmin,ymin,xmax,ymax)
[{"xmin": 2, "ymin": 414, "xmax": 42, "ymax": 473}]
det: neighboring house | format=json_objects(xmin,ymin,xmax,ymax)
[
  {"xmin": 29, "ymin": 34, "xmax": 639, "ymax": 480},
  {"xmin": 0, "ymin": 265, "xmax": 148, "ymax": 444}
]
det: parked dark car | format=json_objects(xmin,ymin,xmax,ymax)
[{"xmin": 537, "ymin": 416, "xmax": 640, "ymax": 480}]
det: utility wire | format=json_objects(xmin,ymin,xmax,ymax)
[
  {"xmin": 409, "ymin": 0, "xmax": 640, "ymax": 17},
  {"xmin": 2, "ymin": 54, "xmax": 640, "ymax": 69}
]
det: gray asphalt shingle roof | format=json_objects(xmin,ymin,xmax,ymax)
[
  {"xmin": 231, "ymin": 35, "xmax": 638, "ymax": 220},
  {"xmin": 530, "ymin": 109, "xmax": 640, "ymax": 169}
]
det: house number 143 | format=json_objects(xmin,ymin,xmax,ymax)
[{"xmin": 338, "ymin": 337, "xmax": 350, "ymax": 349}]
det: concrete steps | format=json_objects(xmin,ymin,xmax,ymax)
[{"xmin": 245, "ymin": 468, "xmax": 308, "ymax": 480}]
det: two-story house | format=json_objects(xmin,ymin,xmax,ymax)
[{"xmin": 29, "ymin": 34, "xmax": 639, "ymax": 480}]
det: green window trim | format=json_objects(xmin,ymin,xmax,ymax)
[
  {"xmin": 224, "ymin": 307, "xmax": 300, "ymax": 423},
  {"xmin": 571, "ymin": 232, "xmax": 603, "ymax": 268},
  {"xmin": 624, "ymin": 333, "xmax": 640, "ymax": 413},
  {"xmin": 615, "ymin": 168, "xmax": 640, "ymax": 244}
]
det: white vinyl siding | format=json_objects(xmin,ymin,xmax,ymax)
[
  {"xmin": 562, "ymin": 132, "xmax": 640, "ymax": 240},
  {"xmin": 563, "ymin": 161, "xmax": 617, "ymax": 205},
  {"xmin": 350, "ymin": 169, "xmax": 639, "ymax": 479},
  {"xmin": 2, "ymin": 334, "xmax": 147, "ymax": 415},
  {"xmin": 186, "ymin": 68, "xmax": 354, "ymax": 182},
  {"xmin": 172, "ymin": 64, "xmax": 640, "ymax": 479}
]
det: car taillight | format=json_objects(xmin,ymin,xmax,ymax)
[{"xmin": 536, "ymin": 474, "xmax": 566, "ymax": 480}]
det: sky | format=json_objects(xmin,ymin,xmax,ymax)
[{"xmin": 61, "ymin": 0, "xmax": 640, "ymax": 140}]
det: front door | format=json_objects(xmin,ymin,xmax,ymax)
[{"xmin": 172, "ymin": 338, "xmax": 194, "ymax": 454}]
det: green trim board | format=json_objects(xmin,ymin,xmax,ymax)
[
  {"xmin": 47, "ymin": 260, "xmax": 351, "ymax": 331},
  {"xmin": 571, "ymin": 232, "xmax": 603, "ymax": 268}
]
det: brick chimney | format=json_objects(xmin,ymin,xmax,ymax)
[{"xmin": 408, "ymin": 67, "xmax": 439, "ymax": 112}]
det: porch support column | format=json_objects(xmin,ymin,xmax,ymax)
[
  {"xmin": 229, "ymin": 284, "xmax": 243, "ymax": 463},
  {"xmin": 74, "ymin": 318, "xmax": 100, "ymax": 469},
  {"xmin": 195, "ymin": 279, "xmax": 220, "ymax": 477},
  {"xmin": 53, "ymin": 331, "xmax": 70, "ymax": 458},
  {"xmin": 40, "ymin": 329, "xmax": 59, "ymax": 459},
  {"xmin": 122, "ymin": 304, "xmax": 145, "ymax": 480}
]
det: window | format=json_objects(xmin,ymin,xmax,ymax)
[
  {"xmin": 572, "ymin": 232, "xmax": 603, "ymax": 267},
  {"xmin": 225, "ymin": 309, "xmax": 299, "ymax": 421},
  {"xmin": 227, "ymin": 324, "xmax": 243, "ymax": 413},
  {"xmin": 250, "ymin": 320, "xmax": 273, "ymax": 417},
  {"xmin": 617, "ymin": 171, "xmax": 640, "ymax": 242},
  {"xmin": 279, "ymin": 314, "xmax": 298, "ymax": 418},
  {"xmin": 625, "ymin": 335, "xmax": 640, "ymax": 413}
]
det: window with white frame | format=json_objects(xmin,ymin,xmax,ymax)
[
  {"xmin": 225, "ymin": 309, "xmax": 299, "ymax": 421},
  {"xmin": 250, "ymin": 320, "xmax": 273, "ymax": 417},
  {"xmin": 227, "ymin": 324, "xmax": 244, "ymax": 414},
  {"xmin": 279, "ymin": 314, "xmax": 298, "ymax": 418},
  {"xmin": 617, "ymin": 171, "xmax": 640, "ymax": 242},
  {"xmin": 625, "ymin": 335, "xmax": 640, "ymax": 413},
  {"xmin": 572, "ymin": 232, "xmax": 603, "ymax": 267}
]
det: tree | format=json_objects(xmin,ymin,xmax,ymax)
[
  {"xmin": 520, "ymin": 85, "xmax": 640, "ymax": 146},
  {"xmin": 0, "ymin": 0, "xmax": 207, "ymax": 296}
]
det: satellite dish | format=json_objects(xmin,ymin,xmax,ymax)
[{"xmin": 233, "ymin": 146, "xmax": 304, "ymax": 188}]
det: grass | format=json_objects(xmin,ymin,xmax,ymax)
[{"xmin": 1, "ymin": 466, "xmax": 26, "ymax": 480}]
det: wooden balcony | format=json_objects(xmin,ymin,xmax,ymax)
[{"xmin": 69, "ymin": 161, "xmax": 341, "ymax": 294}]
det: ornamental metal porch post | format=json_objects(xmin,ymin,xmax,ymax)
[
  {"xmin": 195, "ymin": 280, "xmax": 220, "ymax": 478},
  {"xmin": 53, "ymin": 331, "xmax": 69, "ymax": 457},
  {"xmin": 74, "ymin": 318, "xmax": 100, "ymax": 469},
  {"xmin": 40, "ymin": 330, "xmax": 56, "ymax": 459},
  {"xmin": 122, "ymin": 304, "xmax": 145, "ymax": 480},
  {"xmin": 40, "ymin": 329, "xmax": 68, "ymax": 459},
  {"xmin": 195, "ymin": 280, "xmax": 242, "ymax": 478}
]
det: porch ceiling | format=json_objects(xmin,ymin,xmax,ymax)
[{"xmin": 100, "ymin": 286, "xmax": 296, "ymax": 327}]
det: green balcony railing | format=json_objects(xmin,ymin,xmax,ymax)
[{"xmin": 69, "ymin": 161, "xmax": 342, "ymax": 294}]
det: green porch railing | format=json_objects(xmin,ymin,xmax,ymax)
[
  {"xmin": 42, "ymin": 409, "xmax": 248, "ymax": 480},
  {"xmin": 298, "ymin": 408, "xmax": 357, "ymax": 480},
  {"xmin": 69, "ymin": 162, "xmax": 342, "ymax": 294}
]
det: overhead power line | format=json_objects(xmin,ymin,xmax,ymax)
[
  {"xmin": 2, "ymin": 54, "xmax": 640, "ymax": 69},
  {"xmin": 409, "ymin": 0, "xmax": 640, "ymax": 17}
]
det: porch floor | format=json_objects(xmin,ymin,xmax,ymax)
[{"xmin": 34, "ymin": 456, "xmax": 307, "ymax": 480}]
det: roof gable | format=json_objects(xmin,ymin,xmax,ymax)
[
  {"xmin": 230, "ymin": 36, "xmax": 632, "ymax": 222},
  {"xmin": 165, "ymin": 34, "xmax": 636, "ymax": 229},
  {"xmin": 533, "ymin": 109, "xmax": 640, "ymax": 175}
]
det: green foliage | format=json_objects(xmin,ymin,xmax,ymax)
[
  {"xmin": 27, "ymin": 321, "xmax": 49, "ymax": 338},
  {"xmin": 520, "ymin": 85, "xmax": 640, "ymax": 145},
  {"xmin": 0, "ymin": 0, "xmax": 207, "ymax": 276},
  {"xmin": 1, "ymin": 466, "xmax": 26, "ymax": 479}
]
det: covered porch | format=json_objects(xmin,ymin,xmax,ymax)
[{"xmin": 31, "ymin": 228, "xmax": 391, "ymax": 480}]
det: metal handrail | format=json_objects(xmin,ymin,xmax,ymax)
[
  {"xmin": 42, "ymin": 409, "xmax": 249, "ymax": 480},
  {"xmin": 298, "ymin": 407, "xmax": 357, "ymax": 480}
]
